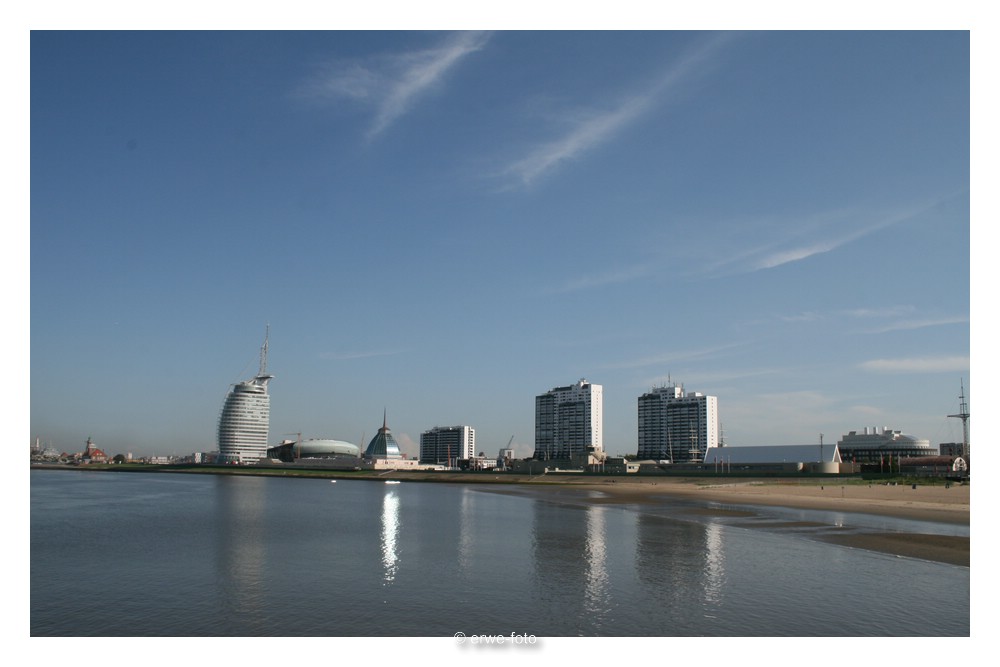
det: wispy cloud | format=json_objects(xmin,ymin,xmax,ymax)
[
  {"xmin": 498, "ymin": 34, "xmax": 733, "ymax": 188},
  {"xmin": 297, "ymin": 31, "xmax": 490, "ymax": 138},
  {"xmin": 752, "ymin": 214, "xmax": 899, "ymax": 271},
  {"xmin": 778, "ymin": 311, "xmax": 827, "ymax": 323},
  {"xmin": 859, "ymin": 355, "xmax": 969, "ymax": 373},
  {"xmin": 546, "ymin": 264, "xmax": 655, "ymax": 294},
  {"xmin": 603, "ymin": 342, "xmax": 746, "ymax": 371},
  {"xmin": 640, "ymin": 366, "xmax": 783, "ymax": 390},
  {"xmin": 701, "ymin": 198, "xmax": 951, "ymax": 278},
  {"xmin": 774, "ymin": 306, "xmax": 967, "ymax": 334},
  {"xmin": 319, "ymin": 349, "xmax": 406, "ymax": 361},
  {"xmin": 863, "ymin": 316, "xmax": 968, "ymax": 334},
  {"xmin": 845, "ymin": 306, "xmax": 917, "ymax": 319}
]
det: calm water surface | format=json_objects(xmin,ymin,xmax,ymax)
[{"xmin": 30, "ymin": 470, "xmax": 969, "ymax": 636}]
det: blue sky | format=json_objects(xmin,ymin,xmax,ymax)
[{"xmin": 29, "ymin": 30, "xmax": 971, "ymax": 459}]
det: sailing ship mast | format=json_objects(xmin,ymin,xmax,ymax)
[{"xmin": 948, "ymin": 379, "xmax": 970, "ymax": 462}]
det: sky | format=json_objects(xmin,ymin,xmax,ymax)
[{"xmin": 29, "ymin": 28, "xmax": 973, "ymax": 460}]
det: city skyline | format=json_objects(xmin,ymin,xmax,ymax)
[{"xmin": 29, "ymin": 30, "xmax": 971, "ymax": 460}]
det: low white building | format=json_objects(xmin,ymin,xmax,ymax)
[
  {"xmin": 361, "ymin": 457, "xmax": 429, "ymax": 471},
  {"xmin": 464, "ymin": 454, "xmax": 498, "ymax": 471}
]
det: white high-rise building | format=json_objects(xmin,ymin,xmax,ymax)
[
  {"xmin": 637, "ymin": 383, "xmax": 718, "ymax": 463},
  {"xmin": 217, "ymin": 329, "xmax": 273, "ymax": 464},
  {"xmin": 420, "ymin": 425, "xmax": 475, "ymax": 465},
  {"xmin": 534, "ymin": 379, "xmax": 603, "ymax": 460}
]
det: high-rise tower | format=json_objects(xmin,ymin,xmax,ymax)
[
  {"xmin": 217, "ymin": 327, "xmax": 274, "ymax": 464},
  {"xmin": 420, "ymin": 425, "xmax": 475, "ymax": 465},
  {"xmin": 533, "ymin": 379, "xmax": 603, "ymax": 460},
  {"xmin": 637, "ymin": 383, "xmax": 718, "ymax": 463}
]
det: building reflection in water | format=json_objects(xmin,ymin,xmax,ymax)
[
  {"xmin": 583, "ymin": 506, "xmax": 610, "ymax": 618},
  {"xmin": 214, "ymin": 475, "xmax": 267, "ymax": 634},
  {"xmin": 702, "ymin": 521, "xmax": 726, "ymax": 604},
  {"xmin": 457, "ymin": 487, "xmax": 474, "ymax": 576},
  {"xmin": 635, "ymin": 512, "xmax": 727, "ymax": 613},
  {"xmin": 532, "ymin": 501, "xmax": 613, "ymax": 632},
  {"xmin": 381, "ymin": 489, "xmax": 401, "ymax": 585}
]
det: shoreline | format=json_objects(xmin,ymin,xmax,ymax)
[
  {"xmin": 32, "ymin": 465, "xmax": 970, "ymax": 566},
  {"xmin": 31, "ymin": 464, "xmax": 970, "ymax": 523}
]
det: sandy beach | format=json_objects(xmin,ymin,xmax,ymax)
[
  {"xmin": 562, "ymin": 476, "xmax": 970, "ymax": 524},
  {"xmin": 477, "ymin": 475, "xmax": 971, "ymax": 567}
]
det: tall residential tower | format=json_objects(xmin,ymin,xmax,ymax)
[
  {"xmin": 534, "ymin": 379, "xmax": 603, "ymax": 460},
  {"xmin": 420, "ymin": 425, "xmax": 475, "ymax": 465},
  {"xmin": 217, "ymin": 328, "xmax": 274, "ymax": 464},
  {"xmin": 637, "ymin": 383, "xmax": 718, "ymax": 463}
]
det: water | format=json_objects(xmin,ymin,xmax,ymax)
[{"xmin": 30, "ymin": 470, "xmax": 969, "ymax": 636}]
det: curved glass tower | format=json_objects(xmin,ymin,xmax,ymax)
[
  {"xmin": 218, "ymin": 328, "xmax": 273, "ymax": 464},
  {"xmin": 365, "ymin": 411, "xmax": 402, "ymax": 460}
]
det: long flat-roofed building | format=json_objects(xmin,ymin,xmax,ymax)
[
  {"xmin": 534, "ymin": 379, "xmax": 603, "ymax": 460},
  {"xmin": 702, "ymin": 444, "xmax": 841, "ymax": 473},
  {"xmin": 420, "ymin": 425, "xmax": 475, "ymax": 465},
  {"xmin": 637, "ymin": 383, "xmax": 718, "ymax": 463}
]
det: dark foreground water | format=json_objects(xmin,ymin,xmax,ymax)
[{"xmin": 30, "ymin": 470, "xmax": 969, "ymax": 636}]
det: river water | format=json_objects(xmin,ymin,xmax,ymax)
[{"xmin": 30, "ymin": 470, "xmax": 969, "ymax": 636}]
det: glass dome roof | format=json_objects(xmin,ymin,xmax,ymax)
[{"xmin": 364, "ymin": 412, "xmax": 402, "ymax": 459}]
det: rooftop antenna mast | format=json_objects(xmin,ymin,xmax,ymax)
[
  {"xmin": 948, "ymin": 379, "xmax": 970, "ymax": 461},
  {"xmin": 259, "ymin": 324, "xmax": 270, "ymax": 377}
]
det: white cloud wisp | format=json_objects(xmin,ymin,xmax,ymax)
[
  {"xmin": 859, "ymin": 356, "xmax": 970, "ymax": 373},
  {"xmin": 499, "ymin": 34, "xmax": 733, "ymax": 188},
  {"xmin": 299, "ymin": 31, "xmax": 491, "ymax": 139},
  {"xmin": 700, "ymin": 198, "xmax": 954, "ymax": 279}
]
